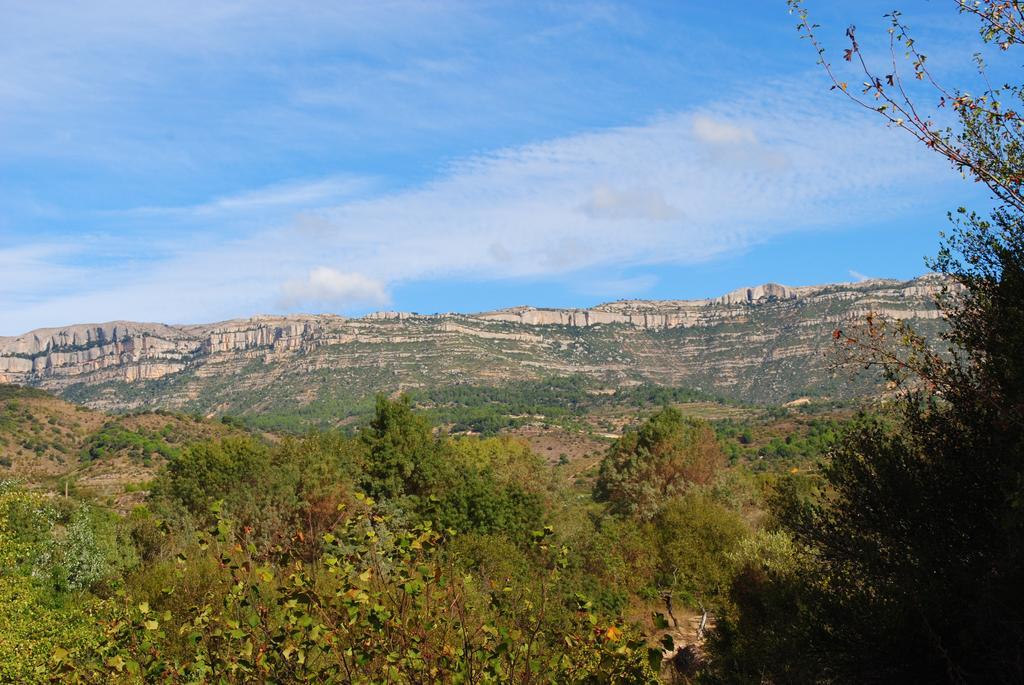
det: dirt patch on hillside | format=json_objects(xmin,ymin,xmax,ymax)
[{"xmin": 506, "ymin": 424, "xmax": 610, "ymax": 466}]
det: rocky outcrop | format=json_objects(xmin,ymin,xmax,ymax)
[
  {"xmin": 194, "ymin": 316, "xmax": 340, "ymax": 354},
  {"xmin": 475, "ymin": 277, "xmax": 943, "ymax": 330},
  {"xmin": 0, "ymin": 317, "xmax": 334, "ymax": 385},
  {"xmin": 0, "ymin": 322, "xmax": 197, "ymax": 384},
  {"xmin": 0, "ymin": 276, "xmax": 947, "ymax": 403},
  {"xmin": 715, "ymin": 283, "xmax": 801, "ymax": 305}
]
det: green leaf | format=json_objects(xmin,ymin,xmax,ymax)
[{"xmin": 647, "ymin": 647, "xmax": 664, "ymax": 673}]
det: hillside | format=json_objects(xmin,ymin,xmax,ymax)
[
  {"xmin": 0, "ymin": 385, "xmax": 247, "ymax": 508},
  {"xmin": 0, "ymin": 276, "xmax": 947, "ymax": 424}
]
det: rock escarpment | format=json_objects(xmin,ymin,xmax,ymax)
[
  {"xmin": 715, "ymin": 282, "xmax": 800, "ymax": 305},
  {"xmin": 0, "ymin": 317, "xmax": 340, "ymax": 386},
  {"xmin": 473, "ymin": 277, "xmax": 943, "ymax": 329},
  {"xmin": 0, "ymin": 322, "xmax": 196, "ymax": 384},
  {"xmin": 0, "ymin": 276, "xmax": 948, "ymax": 407}
]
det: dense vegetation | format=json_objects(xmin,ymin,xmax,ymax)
[
  {"xmin": 0, "ymin": 389, "xmax": 826, "ymax": 683},
  {"xmin": 409, "ymin": 377, "xmax": 727, "ymax": 436},
  {"xmin": 220, "ymin": 375, "xmax": 734, "ymax": 436}
]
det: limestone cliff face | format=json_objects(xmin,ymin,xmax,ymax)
[
  {"xmin": 0, "ymin": 316, "xmax": 342, "ymax": 386},
  {"xmin": 0, "ymin": 322, "xmax": 197, "ymax": 384},
  {"xmin": 192, "ymin": 316, "xmax": 342, "ymax": 355},
  {"xmin": 475, "ymin": 277, "xmax": 945, "ymax": 330},
  {"xmin": 715, "ymin": 282, "xmax": 800, "ymax": 305},
  {"xmin": 0, "ymin": 276, "xmax": 948, "ymax": 403}
]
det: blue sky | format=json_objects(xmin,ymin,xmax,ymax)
[{"xmin": 0, "ymin": 1, "xmax": 999, "ymax": 333}]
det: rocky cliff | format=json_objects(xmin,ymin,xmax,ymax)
[{"xmin": 0, "ymin": 276, "xmax": 948, "ymax": 411}]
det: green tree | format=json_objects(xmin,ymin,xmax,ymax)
[
  {"xmin": 645, "ymin": 494, "xmax": 747, "ymax": 616},
  {"xmin": 595, "ymin": 407, "xmax": 724, "ymax": 519},
  {"xmin": 37, "ymin": 506, "xmax": 138, "ymax": 594},
  {"xmin": 425, "ymin": 436, "xmax": 546, "ymax": 538},
  {"xmin": 360, "ymin": 394, "xmax": 441, "ymax": 500},
  {"xmin": 157, "ymin": 431, "xmax": 364, "ymax": 555},
  {"xmin": 159, "ymin": 435, "xmax": 274, "ymax": 521}
]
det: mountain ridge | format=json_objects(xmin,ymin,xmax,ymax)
[
  {"xmin": 0, "ymin": 275, "xmax": 949, "ymax": 416},
  {"xmin": 0, "ymin": 275, "xmax": 939, "ymax": 345}
]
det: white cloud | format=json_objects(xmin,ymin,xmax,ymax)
[
  {"xmin": 280, "ymin": 267, "xmax": 389, "ymax": 309},
  {"xmin": 580, "ymin": 184, "xmax": 681, "ymax": 221},
  {"xmin": 691, "ymin": 114, "xmax": 757, "ymax": 145},
  {"xmin": 849, "ymin": 269, "xmax": 871, "ymax": 282},
  {"xmin": 0, "ymin": 244, "xmax": 85, "ymax": 301}
]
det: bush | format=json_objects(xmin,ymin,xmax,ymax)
[{"xmin": 58, "ymin": 506, "xmax": 662, "ymax": 684}]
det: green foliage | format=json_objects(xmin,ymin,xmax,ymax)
[
  {"xmin": 701, "ymin": 530, "xmax": 814, "ymax": 685},
  {"xmin": 56, "ymin": 504, "xmax": 660, "ymax": 684},
  {"xmin": 0, "ymin": 396, "xmax": 76, "ymax": 462},
  {"xmin": 714, "ymin": 416, "xmax": 839, "ymax": 468},
  {"xmin": 36, "ymin": 505, "xmax": 139, "ymax": 594},
  {"xmin": 0, "ymin": 484, "xmax": 131, "ymax": 682},
  {"xmin": 644, "ymin": 494, "xmax": 747, "ymax": 610},
  {"xmin": 413, "ymin": 376, "xmax": 726, "ymax": 436},
  {"xmin": 156, "ymin": 432, "xmax": 361, "ymax": 552},
  {"xmin": 0, "ymin": 482, "xmax": 57, "ymax": 570},
  {"xmin": 159, "ymin": 435, "xmax": 272, "ymax": 521},
  {"xmin": 0, "ymin": 573, "xmax": 107, "ymax": 684},
  {"xmin": 154, "ymin": 398, "xmax": 551, "ymax": 553},
  {"xmin": 0, "ymin": 389, "xmax": 809, "ymax": 682},
  {"xmin": 595, "ymin": 407, "xmax": 724, "ymax": 519},
  {"xmin": 424, "ymin": 455, "xmax": 544, "ymax": 539},
  {"xmin": 353, "ymin": 396, "xmax": 548, "ymax": 538},
  {"xmin": 570, "ymin": 517, "xmax": 658, "ymax": 614},
  {"xmin": 360, "ymin": 394, "xmax": 440, "ymax": 500},
  {"xmin": 0, "ymin": 484, "xmax": 138, "ymax": 596},
  {"xmin": 82, "ymin": 422, "xmax": 182, "ymax": 464},
  {"xmin": 0, "ymin": 384, "xmax": 50, "ymax": 401}
]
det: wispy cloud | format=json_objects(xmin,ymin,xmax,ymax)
[
  {"xmin": 0, "ymin": 244, "xmax": 86, "ymax": 303},
  {"xmin": 1, "ymin": 1, "xmax": 987, "ymax": 334},
  {"xmin": 691, "ymin": 115, "xmax": 757, "ymax": 145},
  {"xmin": 117, "ymin": 176, "xmax": 374, "ymax": 219},
  {"xmin": 580, "ymin": 185, "xmax": 682, "ymax": 221},
  {"xmin": 1, "ymin": 81, "xmax": 957, "ymax": 334},
  {"xmin": 575, "ymin": 274, "xmax": 660, "ymax": 298},
  {"xmin": 849, "ymin": 269, "xmax": 872, "ymax": 282}
]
